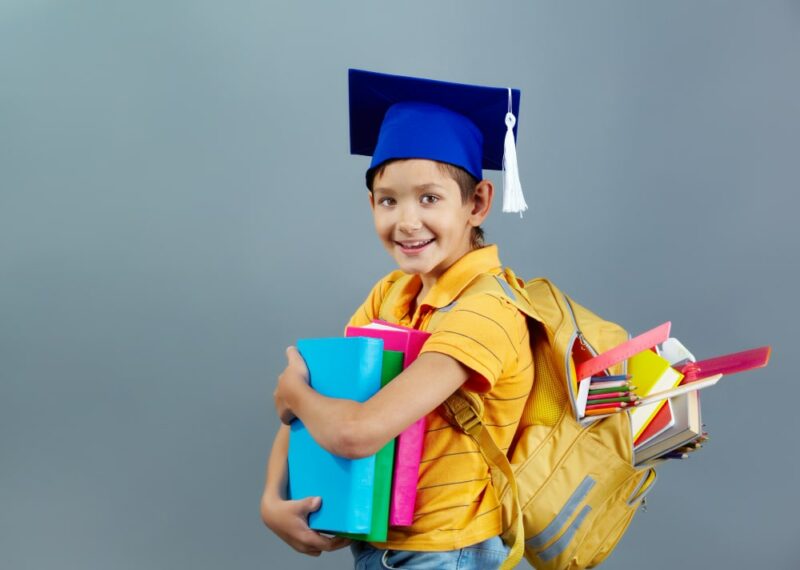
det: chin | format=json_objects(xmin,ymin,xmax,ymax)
[{"xmin": 392, "ymin": 256, "xmax": 433, "ymax": 275}]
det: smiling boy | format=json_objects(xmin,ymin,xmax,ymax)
[{"xmin": 261, "ymin": 69, "xmax": 532, "ymax": 569}]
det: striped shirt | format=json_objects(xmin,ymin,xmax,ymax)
[{"xmin": 346, "ymin": 245, "xmax": 533, "ymax": 551}]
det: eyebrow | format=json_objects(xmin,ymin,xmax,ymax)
[
  {"xmin": 373, "ymin": 183, "xmax": 446, "ymax": 194},
  {"xmin": 413, "ymin": 183, "xmax": 447, "ymax": 192}
]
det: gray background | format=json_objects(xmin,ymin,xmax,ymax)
[{"xmin": 1, "ymin": 1, "xmax": 797, "ymax": 569}]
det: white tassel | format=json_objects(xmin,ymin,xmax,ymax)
[{"xmin": 502, "ymin": 88, "xmax": 527, "ymax": 216}]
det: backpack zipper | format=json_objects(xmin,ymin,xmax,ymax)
[
  {"xmin": 562, "ymin": 293, "xmax": 600, "ymax": 359},
  {"xmin": 561, "ymin": 293, "xmax": 605, "ymax": 421}
]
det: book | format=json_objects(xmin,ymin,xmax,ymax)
[
  {"xmin": 633, "ymin": 399, "xmax": 675, "ymax": 449},
  {"xmin": 340, "ymin": 349, "xmax": 404, "ymax": 542},
  {"xmin": 288, "ymin": 337, "xmax": 384, "ymax": 534},
  {"xmin": 627, "ymin": 349, "xmax": 684, "ymax": 442},
  {"xmin": 345, "ymin": 321, "xmax": 431, "ymax": 526},
  {"xmin": 348, "ymin": 320, "xmax": 430, "ymax": 369},
  {"xmin": 634, "ymin": 390, "xmax": 703, "ymax": 466},
  {"xmin": 634, "ymin": 336, "xmax": 691, "ymax": 449}
]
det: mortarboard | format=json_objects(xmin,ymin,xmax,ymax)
[{"xmin": 348, "ymin": 68, "xmax": 527, "ymax": 215}]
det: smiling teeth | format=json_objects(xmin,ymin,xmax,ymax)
[{"xmin": 402, "ymin": 239, "xmax": 433, "ymax": 247}]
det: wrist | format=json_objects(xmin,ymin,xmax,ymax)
[{"xmin": 260, "ymin": 490, "xmax": 283, "ymax": 526}]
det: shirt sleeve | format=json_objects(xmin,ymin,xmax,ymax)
[
  {"xmin": 345, "ymin": 270, "xmax": 406, "ymax": 331},
  {"xmin": 420, "ymin": 292, "xmax": 524, "ymax": 393}
]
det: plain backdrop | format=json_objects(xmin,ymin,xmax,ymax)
[{"xmin": 1, "ymin": 1, "xmax": 798, "ymax": 569}]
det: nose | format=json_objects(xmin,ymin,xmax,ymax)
[{"xmin": 397, "ymin": 204, "xmax": 422, "ymax": 234}]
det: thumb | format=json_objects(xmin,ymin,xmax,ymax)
[
  {"xmin": 301, "ymin": 496, "xmax": 322, "ymax": 514},
  {"xmin": 286, "ymin": 346, "xmax": 304, "ymax": 366}
]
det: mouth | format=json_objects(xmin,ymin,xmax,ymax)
[{"xmin": 395, "ymin": 238, "xmax": 435, "ymax": 253}]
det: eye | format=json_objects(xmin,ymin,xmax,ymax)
[
  {"xmin": 377, "ymin": 196, "xmax": 396, "ymax": 207},
  {"xmin": 420, "ymin": 194, "xmax": 439, "ymax": 205}
]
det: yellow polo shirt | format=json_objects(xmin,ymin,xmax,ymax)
[{"xmin": 346, "ymin": 245, "xmax": 533, "ymax": 551}]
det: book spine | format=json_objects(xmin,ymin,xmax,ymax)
[{"xmin": 389, "ymin": 416, "xmax": 426, "ymax": 526}]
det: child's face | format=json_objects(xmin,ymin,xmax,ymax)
[{"xmin": 369, "ymin": 159, "xmax": 477, "ymax": 285}]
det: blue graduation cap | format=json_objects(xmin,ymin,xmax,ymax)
[{"xmin": 348, "ymin": 68, "xmax": 527, "ymax": 215}]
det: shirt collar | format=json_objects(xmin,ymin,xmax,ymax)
[{"xmin": 420, "ymin": 244, "xmax": 502, "ymax": 309}]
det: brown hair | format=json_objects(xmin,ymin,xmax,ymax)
[{"xmin": 366, "ymin": 160, "xmax": 485, "ymax": 249}]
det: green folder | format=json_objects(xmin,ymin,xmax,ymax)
[{"xmin": 339, "ymin": 349, "xmax": 404, "ymax": 542}]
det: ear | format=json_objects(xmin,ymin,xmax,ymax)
[
  {"xmin": 367, "ymin": 190, "xmax": 375, "ymax": 211},
  {"xmin": 468, "ymin": 180, "xmax": 494, "ymax": 226}
]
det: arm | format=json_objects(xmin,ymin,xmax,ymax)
[
  {"xmin": 274, "ymin": 347, "xmax": 469, "ymax": 459},
  {"xmin": 259, "ymin": 424, "xmax": 350, "ymax": 556}
]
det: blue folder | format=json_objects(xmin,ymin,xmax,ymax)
[{"xmin": 288, "ymin": 337, "xmax": 384, "ymax": 534}]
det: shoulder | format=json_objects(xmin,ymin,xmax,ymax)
[
  {"xmin": 432, "ymin": 289, "xmax": 526, "ymax": 343},
  {"xmin": 365, "ymin": 269, "xmax": 407, "ymax": 305},
  {"xmin": 346, "ymin": 269, "xmax": 407, "ymax": 328}
]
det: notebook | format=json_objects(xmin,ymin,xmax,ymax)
[
  {"xmin": 340, "ymin": 350, "xmax": 404, "ymax": 542},
  {"xmin": 627, "ymin": 349, "xmax": 684, "ymax": 442},
  {"xmin": 345, "ymin": 321, "xmax": 431, "ymax": 526},
  {"xmin": 288, "ymin": 337, "xmax": 384, "ymax": 534},
  {"xmin": 634, "ymin": 390, "xmax": 703, "ymax": 466}
]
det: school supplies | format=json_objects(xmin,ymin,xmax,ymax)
[
  {"xmin": 636, "ymin": 374, "xmax": 722, "ymax": 406},
  {"xmin": 438, "ymin": 272, "xmax": 657, "ymax": 570},
  {"xmin": 658, "ymin": 337, "xmax": 695, "ymax": 367},
  {"xmin": 675, "ymin": 346, "xmax": 771, "ymax": 382},
  {"xmin": 576, "ymin": 374, "xmax": 637, "ymax": 417},
  {"xmin": 634, "ymin": 391, "xmax": 704, "ymax": 466},
  {"xmin": 628, "ymin": 349, "xmax": 685, "ymax": 442},
  {"xmin": 575, "ymin": 321, "xmax": 671, "ymax": 380},
  {"xmin": 345, "ymin": 321, "xmax": 431, "ymax": 526},
  {"xmin": 339, "ymin": 350, "xmax": 404, "ymax": 542},
  {"xmin": 633, "ymin": 399, "xmax": 675, "ymax": 449},
  {"xmin": 288, "ymin": 337, "xmax": 384, "ymax": 534}
]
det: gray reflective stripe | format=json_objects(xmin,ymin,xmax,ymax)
[
  {"xmin": 494, "ymin": 276, "xmax": 518, "ymax": 302},
  {"xmin": 438, "ymin": 300, "xmax": 457, "ymax": 313},
  {"xmin": 538, "ymin": 505, "xmax": 592, "ymax": 562},
  {"xmin": 627, "ymin": 468, "xmax": 657, "ymax": 506},
  {"xmin": 526, "ymin": 475, "xmax": 596, "ymax": 549}
]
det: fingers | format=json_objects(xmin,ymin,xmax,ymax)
[
  {"xmin": 285, "ymin": 346, "xmax": 308, "ymax": 376},
  {"xmin": 327, "ymin": 536, "xmax": 352, "ymax": 551},
  {"xmin": 291, "ymin": 529, "xmax": 339, "ymax": 555},
  {"xmin": 295, "ymin": 496, "xmax": 321, "ymax": 514},
  {"xmin": 271, "ymin": 495, "xmax": 351, "ymax": 557}
]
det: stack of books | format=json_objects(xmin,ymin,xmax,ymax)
[{"xmin": 287, "ymin": 321, "xmax": 429, "ymax": 539}]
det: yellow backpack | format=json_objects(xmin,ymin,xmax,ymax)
[{"xmin": 433, "ymin": 269, "xmax": 658, "ymax": 570}]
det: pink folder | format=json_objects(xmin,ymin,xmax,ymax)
[{"xmin": 345, "ymin": 322, "xmax": 431, "ymax": 526}]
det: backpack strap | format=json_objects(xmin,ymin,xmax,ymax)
[
  {"xmin": 380, "ymin": 268, "xmax": 538, "ymax": 569},
  {"xmin": 438, "ymin": 269, "xmax": 539, "ymax": 570},
  {"xmin": 442, "ymin": 392, "xmax": 524, "ymax": 570}
]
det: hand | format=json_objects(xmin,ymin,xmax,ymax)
[
  {"xmin": 274, "ymin": 346, "xmax": 310, "ymax": 425},
  {"xmin": 261, "ymin": 494, "xmax": 351, "ymax": 556}
]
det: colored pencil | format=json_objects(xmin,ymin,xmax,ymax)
[
  {"xmin": 589, "ymin": 374, "xmax": 632, "ymax": 382},
  {"xmin": 587, "ymin": 392, "xmax": 637, "ymax": 401},
  {"xmin": 588, "ymin": 385, "xmax": 635, "ymax": 395},
  {"xmin": 586, "ymin": 396, "xmax": 639, "ymax": 405},
  {"xmin": 663, "ymin": 451, "xmax": 689, "ymax": 460},
  {"xmin": 583, "ymin": 407, "xmax": 625, "ymax": 417},
  {"xmin": 587, "ymin": 379, "xmax": 630, "ymax": 389},
  {"xmin": 585, "ymin": 401, "xmax": 636, "ymax": 411}
]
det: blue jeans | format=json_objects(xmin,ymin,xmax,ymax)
[{"xmin": 350, "ymin": 535, "xmax": 509, "ymax": 570}]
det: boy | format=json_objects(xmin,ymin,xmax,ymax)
[{"xmin": 262, "ymin": 69, "xmax": 532, "ymax": 569}]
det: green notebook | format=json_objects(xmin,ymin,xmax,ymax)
[{"xmin": 339, "ymin": 349, "xmax": 403, "ymax": 542}]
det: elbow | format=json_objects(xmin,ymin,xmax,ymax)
[{"xmin": 332, "ymin": 417, "xmax": 383, "ymax": 459}]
